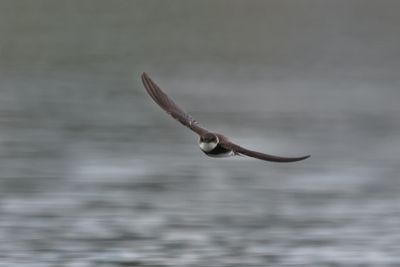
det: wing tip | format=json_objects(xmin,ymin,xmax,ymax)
[
  {"xmin": 141, "ymin": 72, "xmax": 149, "ymax": 82},
  {"xmin": 292, "ymin": 154, "xmax": 310, "ymax": 162},
  {"xmin": 271, "ymin": 154, "xmax": 311, "ymax": 163},
  {"xmin": 141, "ymin": 72, "xmax": 158, "ymax": 91},
  {"xmin": 141, "ymin": 72, "xmax": 157, "ymax": 93},
  {"xmin": 299, "ymin": 155, "xmax": 311, "ymax": 161}
]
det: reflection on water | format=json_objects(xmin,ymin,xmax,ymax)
[
  {"xmin": 1, "ymin": 71, "xmax": 399, "ymax": 266},
  {"xmin": 1, "ymin": 1, "xmax": 400, "ymax": 266}
]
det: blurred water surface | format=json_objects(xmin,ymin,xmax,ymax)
[{"xmin": 1, "ymin": 1, "xmax": 400, "ymax": 266}]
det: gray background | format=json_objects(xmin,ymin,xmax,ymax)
[{"xmin": 0, "ymin": 1, "xmax": 399, "ymax": 266}]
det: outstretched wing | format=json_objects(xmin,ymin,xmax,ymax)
[
  {"xmin": 222, "ymin": 141, "xmax": 310, "ymax": 163},
  {"xmin": 141, "ymin": 72, "xmax": 209, "ymax": 136}
]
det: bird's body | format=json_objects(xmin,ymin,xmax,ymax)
[
  {"xmin": 199, "ymin": 133, "xmax": 235, "ymax": 157},
  {"xmin": 141, "ymin": 72, "xmax": 310, "ymax": 163},
  {"xmin": 200, "ymin": 144, "xmax": 235, "ymax": 158}
]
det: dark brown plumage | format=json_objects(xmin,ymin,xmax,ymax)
[{"xmin": 141, "ymin": 72, "xmax": 310, "ymax": 163}]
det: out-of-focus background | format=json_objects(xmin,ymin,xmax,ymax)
[{"xmin": 1, "ymin": 1, "xmax": 400, "ymax": 266}]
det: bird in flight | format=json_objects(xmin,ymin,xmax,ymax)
[{"xmin": 141, "ymin": 72, "xmax": 310, "ymax": 162}]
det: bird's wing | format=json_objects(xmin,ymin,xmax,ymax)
[
  {"xmin": 141, "ymin": 72, "xmax": 209, "ymax": 136},
  {"xmin": 221, "ymin": 141, "xmax": 310, "ymax": 163}
]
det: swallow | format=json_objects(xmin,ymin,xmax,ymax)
[{"xmin": 141, "ymin": 72, "xmax": 310, "ymax": 162}]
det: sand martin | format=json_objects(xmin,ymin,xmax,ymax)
[{"xmin": 141, "ymin": 72, "xmax": 310, "ymax": 162}]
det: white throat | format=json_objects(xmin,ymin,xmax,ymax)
[
  {"xmin": 199, "ymin": 141, "xmax": 218, "ymax": 152},
  {"xmin": 199, "ymin": 136, "xmax": 219, "ymax": 152}
]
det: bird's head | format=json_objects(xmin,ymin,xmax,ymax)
[
  {"xmin": 199, "ymin": 133, "xmax": 219, "ymax": 152},
  {"xmin": 200, "ymin": 133, "xmax": 219, "ymax": 143}
]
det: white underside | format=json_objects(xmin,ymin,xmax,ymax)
[
  {"xmin": 199, "ymin": 141, "xmax": 235, "ymax": 158},
  {"xmin": 206, "ymin": 150, "xmax": 235, "ymax": 158},
  {"xmin": 199, "ymin": 141, "xmax": 217, "ymax": 152}
]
